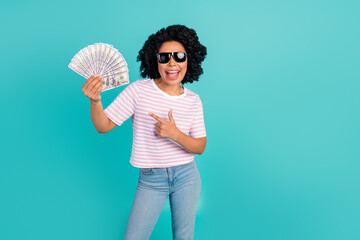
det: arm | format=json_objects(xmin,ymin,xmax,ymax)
[
  {"xmin": 90, "ymin": 100, "xmax": 117, "ymax": 133},
  {"xmin": 82, "ymin": 75, "xmax": 117, "ymax": 133},
  {"xmin": 148, "ymin": 110, "xmax": 207, "ymax": 155},
  {"xmin": 173, "ymin": 134, "xmax": 206, "ymax": 155}
]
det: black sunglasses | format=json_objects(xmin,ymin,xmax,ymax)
[{"xmin": 156, "ymin": 51, "xmax": 187, "ymax": 64}]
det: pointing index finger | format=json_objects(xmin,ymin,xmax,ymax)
[{"xmin": 148, "ymin": 113, "xmax": 166, "ymax": 123}]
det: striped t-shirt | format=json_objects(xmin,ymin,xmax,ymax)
[{"xmin": 104, "ymin": 78, "xmax": 206, "ymax": 168}]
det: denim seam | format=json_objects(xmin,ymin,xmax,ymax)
[{"xmin": 166, "ymin": 168, "xmax": 172, "ymax": 191}]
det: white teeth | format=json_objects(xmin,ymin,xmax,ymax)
[{"xmin": 166, "ymin": 71, "xmax": 179, "ymax": 73}]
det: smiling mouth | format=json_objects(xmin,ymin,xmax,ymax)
[{"xmin": 166, "ymin": 70, "xmax": 180, "ymax": 80}]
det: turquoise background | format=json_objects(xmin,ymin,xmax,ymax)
[{"xmin": 1, "ymin": 0, "xmax": 359, "ymax": 239}]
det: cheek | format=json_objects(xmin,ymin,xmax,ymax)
[
  {"xmin": 181, "ymin": 63, "xmax": 188, "ymax": 73},
  {"xmin": 157, "ymin": 64, "xmax": 165, "ymax": 74},
  {"xmin": 179, "ymin": 60, "xmax": 187, "ymax": 70}
]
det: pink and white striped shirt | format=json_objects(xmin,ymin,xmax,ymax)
[{"xmin": 104, "ymin": 78, "xmax": 206, "ymax": 168}]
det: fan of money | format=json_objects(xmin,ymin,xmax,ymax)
[{"xmin": 68, "ymin": 43, "xmax": 129, "ymax": 92}]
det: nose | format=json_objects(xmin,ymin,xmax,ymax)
[{"xmin": 167, "ymin": 55, "xmax": 176, "ymax": 66}]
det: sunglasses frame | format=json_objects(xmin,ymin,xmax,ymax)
[{"xmin": 156, "ymin": 51, "xmax": 187, "ymax": 64}]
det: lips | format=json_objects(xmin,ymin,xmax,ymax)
[{"xmin": 166, "ymin": 70, "xmax": 180, "ymax": 80}]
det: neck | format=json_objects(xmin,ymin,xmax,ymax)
[{"xmin": 154, "ymin": 78, "xmax": 184, "ymax": 96}]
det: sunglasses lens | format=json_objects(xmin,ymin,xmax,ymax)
[
  {"xmin": 174, "ymin": 52, "xmax": 186, "ymax": 62},
  {"xmin": 158, "ymin": 53, "xmax": 170, "ymax": 63},
  {"xmin": 157, "ymin": 52, "xmax": 186, "ymax": 63}
]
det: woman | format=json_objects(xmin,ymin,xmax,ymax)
[{"xmin": 82, "ymin": 24, "xmax": 207, "ymax": 240}]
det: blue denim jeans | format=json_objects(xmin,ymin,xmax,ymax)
[{"xmin": 124, "ymin": 160, "xmax": 201, "ymax": 240}]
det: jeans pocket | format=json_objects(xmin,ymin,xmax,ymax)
[{"xmin": 141, "ymin": 168, "xmax": 154, "ymax": 175}]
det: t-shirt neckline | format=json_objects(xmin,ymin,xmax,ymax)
[{"xmin": 151, "ymin": 79, "xmax": 187, "ymax": 98}]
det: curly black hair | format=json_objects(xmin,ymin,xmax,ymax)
[{"xmin": 137, "ymin": 24, "xmax": 207, "ymax": 84}]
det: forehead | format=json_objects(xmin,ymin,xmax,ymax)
[{"xmin": 158, "ymin": 41, "xmax": 186, "ymax": 52}]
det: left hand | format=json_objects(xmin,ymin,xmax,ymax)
[{"xmin": 148, "ymin": 110, "xmax": 181, "ymax": 140}]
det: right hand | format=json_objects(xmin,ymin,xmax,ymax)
[{"xmin": 82, "ymin": 75, "xmax": 104, "ymax": 102}]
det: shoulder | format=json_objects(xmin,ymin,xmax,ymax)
[
  {"xmin": 125, "ymin": 78, "xmax": 151, "ymax": 87},
  {"xmin": 128, "ymin": 78, "xmax": 153, "ymax": 91},
  {"xmin": 133, "ymin": 78, "xmax": 152, "ymax": 86},
  {"xmin": 184, "ymin": 87, "xmax": 202, "ymax": 104},
  {"xmin": 123, "ymin": 78, "xmax": 152, "ymax": 91}
]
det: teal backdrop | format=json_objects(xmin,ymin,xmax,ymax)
[{"xmin": 1, "ymin": 0, "xmax": 359, "ymax": 239}]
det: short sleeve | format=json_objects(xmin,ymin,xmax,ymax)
[
  {"xmin": 189, "ymin": 96, "xmax": 207, "ymax": 138},
  {"xmin": 104, "ymin": 81, "xmax": 139, "ymax": 126}
]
